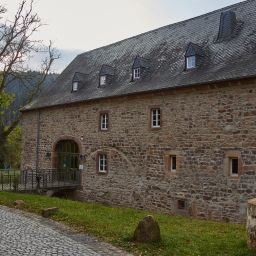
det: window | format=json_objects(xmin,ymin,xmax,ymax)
[
  {"xmin": 151, "ymin": 108, "xmax": 161, "ymax": 128},
  {"xmin": 133, "ymin": 68, "xmax": 140, "ymax": 79},
  {"xmin": 100, "ymin": 113, "xmax": 109, "ymax": 130},
  {"xmin": 177, "ymin": 199, "xmax": 186, "ymax": 210},
  {"xmin": 230, "ymin": 157, "xmax": 238, "ymax": 177},
  {"xmin": 100, "ymin": 75, "xmax": 107, "ymax": 86},
  {"xmin": 72, "ymin": 82, "xmax": 78, "ymax": 92},
  {"xmin": 224, "ymin": 151, "xmax": 242, "ymax": 178},
  {"xmin": 164, "ymin": 151, "xmax": 180, "ymax": 175},
  {"xmin": 98, "ymin": 154, "xmax": 107, "ymax": 173},
  {"xmin": 186, "ymin": 56, "xmax": 196, "ymax": 70},
  {"xmin": 170, "ymin": 155, "xmax": 177, "ymax": 173}
]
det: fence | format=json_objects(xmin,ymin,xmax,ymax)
[{"xmin": 0, "ymin": 169, "xmax": 81, "ymax": 192}]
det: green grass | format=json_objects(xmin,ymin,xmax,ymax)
[{"xmin": 0, "ymin": 192, "xmax": 254, "ymax": 256}]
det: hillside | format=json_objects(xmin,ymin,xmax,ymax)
[{"xmin": 2, "ymin": 72, "xmax": 58, "ymax": 126}]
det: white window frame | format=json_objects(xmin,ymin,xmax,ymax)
[
  {"xmin": 151, "ymin": 108, "xmax": 161, "ymax": 128},
  {"xmin": 98, "ymin": 154, "xmax": 107, "ymax": 173},
  {"xmin": 133, "ymin": 68, "xmax": 140, "ymax": 79},
  {"xmin": 229, "ymin": 157, "xmax": 239, "ymax": 177},
  {"xmin": 100, "ymin": 75, "xmax": 107, "ymax": 86},
  {"xmin": 72, "ymin": 81, "xmax": 78, "ymax": 91},
  {"xmin": 170, "ymin": 155, "xmax": 177, "ymax": 173},
  {"xmin": 186, "ymin": 56, "xmax": 196, "ymax": 70},
  {"xmin": 100, "ymin": 113, "xmax": 108, "ymax": 130}
]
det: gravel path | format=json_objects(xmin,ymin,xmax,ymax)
[{"xmin": 0, "ymin": 205, "xmax": 132, "ymax": 256}]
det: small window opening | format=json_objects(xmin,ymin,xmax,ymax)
[
  {"xmin": 100, "ymin": 113, "xmax": 109, "ymax": 130},
  {"xmin": 72, "ymin": 82, "xmax": 78, "ymax": 92},
  {"xmin": 100, "ymin": 75, "xmax": 107, "ymax": 86},
  {"xmin": 98, "ymin": 154, "xmax": 107, "ymax": 173},
  {"xmin": 151, "ymin": 108, "xmax": 161, "ymax": 128},
  {"xmin": 133, "ymin": 68, "xmax": 140, "ymax": 79},
  {"xmin": 230, "ymin": 157, "xmax": 238, "ymax": 177},
  {"xmin": 177, "ymin": 199, "xmax": 186, "ymax": 210},
  {"xmin": 186, "ymin": 56, "xmax": 196, "ymax": 70},
  {"xmin": 170, "ymin": 155, "xmax": 177, "ymax": 173}
]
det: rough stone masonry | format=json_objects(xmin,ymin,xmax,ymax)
[{"xmin": 21, "ymin": 78, "xmax": 256, "ymax": 223}]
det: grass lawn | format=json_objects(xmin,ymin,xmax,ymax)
[{"xmin": 0, "ymin": 192, "xmax": 253, "ymax": 256}]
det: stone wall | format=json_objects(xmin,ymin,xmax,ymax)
[{"xmin": 21, "ymin": 78, "xmax": 256, "ymax": 223}]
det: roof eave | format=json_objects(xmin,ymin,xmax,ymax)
[{"xmin": 21, "ymin": 73, "xmax": 256, "ymax": 113}]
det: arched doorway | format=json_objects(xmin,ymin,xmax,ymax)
[{"xmin": 55, "ymin": 140, "xmax": 79, "ymax": 171}]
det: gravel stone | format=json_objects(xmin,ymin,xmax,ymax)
[{"xmin": 0, "ymin": 205, "xmax": 132, "ymax": 256}]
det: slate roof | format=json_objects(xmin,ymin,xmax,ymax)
[{"xmin": 24, "ymin": 0, "xmax": 256, "ymax": 111}]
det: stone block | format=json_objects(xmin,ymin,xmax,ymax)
[
  {"xmin": 14, "ymin": 200, "xmax": 25, "ymax": 207},
  {"xmin": 247, "ymin": 198, "xmax": 256, "ymax": 249},
  {"xmin": 42, "ymin": 207, "xmax": 59, "ymax": 218},
  {"xmin": 133, "ymin": 215, "xmax": 161, "ymax": 242}
]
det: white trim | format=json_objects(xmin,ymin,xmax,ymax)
[
  {"xmin": 100, "ymin": 113, "xmax": 108, "ymax": 130},
  {"xmin": 133, "ymin": 68, "xmax": 140, "ymax": 79},
  {"xmin": 72, "ymin": 82, "xmax": 78, "ymax": 91},
  {"xmin": 151, "ymin": 108, "xmax": 161, "ymax": 128},
  {"xmin": 186, "ymin": 56, "xmax": 196, "ymax": 69},
  {"xmin": 100, "ymin": 75, "xmax": 107, "ymax": 86},
  {"xmin": 99, "ymin": 154, "xmax": 107, "ymax": 173}
]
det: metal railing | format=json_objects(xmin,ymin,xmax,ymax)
[{"xmin": 0, "ymin": 169, "xmax": 81, "ymax": 192}]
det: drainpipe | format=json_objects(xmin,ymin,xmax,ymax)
[{"xmin": 35, "ymin": 110, "xmax": 41, "ymax": 173}]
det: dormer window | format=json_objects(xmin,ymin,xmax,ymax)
[
  {"xmin": 72, "ymin": 81, "xmax": 78, "ymax": 92},
  {"xmin": 100, "ymin": 75, "xmax": 107, "ymax": 86},
  {"xmin": 185, "ymin": 43, "xmax": 204, "ymax": 71},
  {"xmin": 186, "ymin": 56, "xmax": 196, "ymax": 70},
  {"xmin": 132, "ymin": 55, "xmax": 150, "ymax": 81},
  {"xmin": 99, "ymin": 65, "xmax": 115, "ymax": 87},
  {"xmin": 71, "ymin": 72, "xmax": 88, "ymax": 93},
  {"xmin": 133, "ymin": 68, "xmax": 140, "ymax": 79}
]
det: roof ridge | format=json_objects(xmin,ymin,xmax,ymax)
[{"xmin": 77, "ymin": 0, "xmax": 249, "ymax": 57}]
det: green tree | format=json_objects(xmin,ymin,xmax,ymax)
[
  {"xmin": 0, "ymin": 1, "xmax": 59, "ymax": 166},
  {"xmin": 0, "ymin": 126, "xmax": 21, "ymax": 169}
]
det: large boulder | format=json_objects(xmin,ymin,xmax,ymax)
[{"xmin": 133, "ymin": 215, "xmax": 161, "ymax": 242}]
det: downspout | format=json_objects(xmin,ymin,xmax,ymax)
[{"xmin": 35, "ymin": 110, "xmax": 41, "ymax": 173}]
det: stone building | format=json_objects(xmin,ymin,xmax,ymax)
[{"xmin": 21, "ymin": 0, "xmax": 256, "ymax": 223}]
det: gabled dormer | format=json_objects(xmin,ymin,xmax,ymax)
[
  {"xmin": 72, "ymin": 72, "xmax": 88, "ymax": 92},
  {"xmin": 132, "ymin": 56, "xmax": 150, "ymax": 81},
  {"xmin": 217, "ymin": 10, "xmax": 237, "ymax": 42},
  {"xmin": 185, "ymin": 43, "xmax": 204, "ymax": 70},
  {"xmin": 99, "ymin": 65, "xmax": 115, "ymax": 87}
]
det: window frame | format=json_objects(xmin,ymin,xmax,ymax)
[
  {"xmin": 224, "ymin": 151, "xmax": 243, "ymax": 178},
  {"xmin": 170, "ymin": 155, "xmax": 177, "ymax": 173},
  {"xmin": 164, "ymin": 151, "xmax": 181, "ymax": 176},
  {"xmin": 150, "ymin": 108, "xmax": 161, "ymax": 129},
  {"xmin": 99, "ymin": 111, "xmax": 109, "ymax": 131},
  {"xmin": 229, "ymin": 157, "xmax": 239, "ymax": 177},
  {"xmin": 97, "ymin": 153, "xmax": 108, "ymax": 174},
  {"xmin": 177, "ymin": 199, "xmax": 186, "ymax": 210},
  {"xmin": 72, "ymin": 81, "xmax": 78, "ymax": 92},
  {"xmin": 133, "ymin": 68, "xmax": 141, "ymax": 80},
  {"xmin": 99, "ymin": 75, "xmax": 107, "ymax": 86},
  {"xmin": 186, "ymin": 55, "xmax": 196, "ymax": 70}
]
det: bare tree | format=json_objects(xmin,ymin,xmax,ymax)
[{"xmin": 0, "ymin": 0, "xmax": 59, "ymax": 163}]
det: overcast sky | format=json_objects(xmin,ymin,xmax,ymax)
[{"xmin": 3, "ymin": 0, "xmax": 244, "ymax": 72}]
